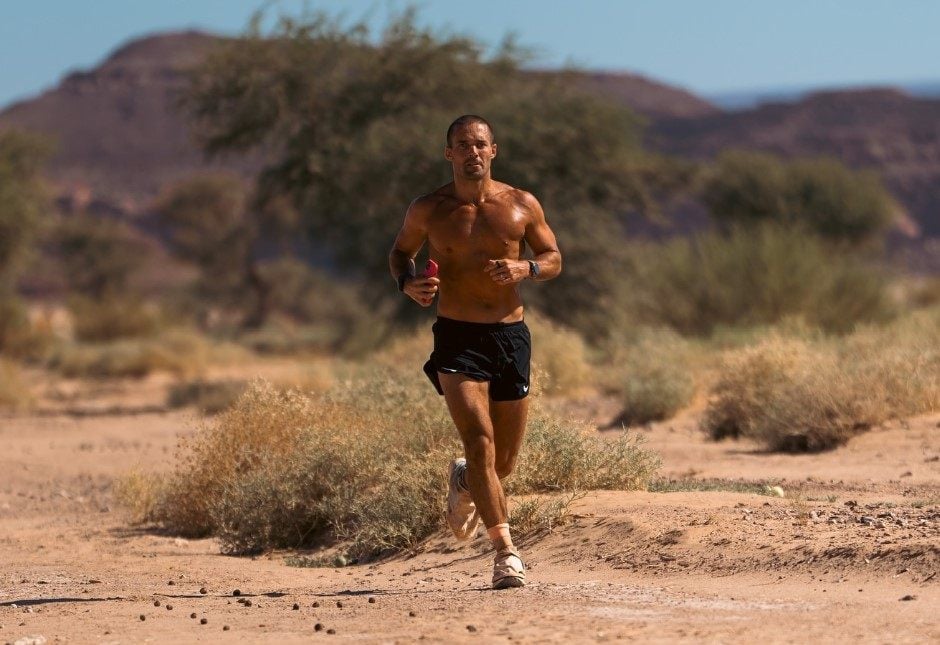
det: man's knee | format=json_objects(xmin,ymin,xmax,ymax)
[{"xmin": 464, "ymin": 434, "xmax": 495, "ymax": 468}]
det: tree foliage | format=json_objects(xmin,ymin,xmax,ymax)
[
  {"xmin": 182, "ymin": 9, "xmax": 672, "ymax": 329},
  {"xmin": 0, "ymin": 129, "xmax": 52, "ymax": 289},
  {"xmin": 702, "ymin": 150, "xmax": 895, "ymax": 244}
]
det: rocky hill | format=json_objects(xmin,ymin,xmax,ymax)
[{"xmin": 1, "ymin": 31, "xmax": 938, "ymax": 244}]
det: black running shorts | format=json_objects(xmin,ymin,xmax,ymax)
[{"xmin": 423, "ymin": 317, "xmax": 531, "ymax": 401}]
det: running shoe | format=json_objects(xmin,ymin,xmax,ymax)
[
  {"xmin": 446, "ymin": 458, "xmax": 480, "ymax": 540},
  {"xmin": 492, "ymin": 547, "xmax": 526, "ymax": 589}
]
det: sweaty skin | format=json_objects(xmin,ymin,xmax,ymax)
[{"xmin": 388, "ymin": 120, "xmax": 561, "ymax": 533}]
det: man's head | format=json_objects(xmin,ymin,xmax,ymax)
[{"xmin": 445, "ymin": 115, "xmax": 497, "ymax": 181}]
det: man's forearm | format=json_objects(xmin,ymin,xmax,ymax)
[
  {"xmin": 530, "ymin": 251, "xmax": 562, "ymax": 281},
  {"xmin": 389, "ymin": 249, "xmax": 416, "ymax": 282}
]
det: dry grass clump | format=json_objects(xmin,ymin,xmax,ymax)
[
  {"xmin": 509, "ymin": 491, "xmax": 585, "ymax": 539},
  {"xmin": 131, "ymin": 374, "xmax": 659, "ymax": 558},
  {"xmin": 0, "ymin": 358, "xmax": 32, "ymax": 410},
  {"xmin": 49, "ymin": 329, "xmax": 210, "ymax": 378},
  {"xmin": 703, "ymin": 310, "xmax": 940, "ymax": 451},
  {"xmin": 608, "ymin": 328, "xmax": 697, "ymax": 426},
  {"xmin": 524, "ymin": 312, "xmax": 593, "ymax": 396}
]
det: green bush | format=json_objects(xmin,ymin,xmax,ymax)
[
  {"xmin": 628, "ymin": 224, "xmax": 893, "ymax": 335},
  {"xmin": 703, "ymin": 150, "xmax": 895, "ymax": 245}
]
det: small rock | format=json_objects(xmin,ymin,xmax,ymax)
[
  {"xmin": 312, "ymin": 601, "xmax": 320, "ymax": 608},
  {"xmin": 153, "ymin": 600, "xmax": 161, "ymax": 607},
  {"xmin": 244, "ymin": 599, "xmax": 252, "ymax": 607},
  {"xmin": 190, "ymin": 612, "xmax": 197, "ymax": 619},
  {"xmin": 314, "ymin": 623, "xmax": 324, "ymax": 632},
  {"xmin": 167, "ymin": 580, "xmax": 175, "ymax": 586},
  {"xmin": 292, "ymin": 603, "xmax": 300, "ymax": 610},
  {"xmin": 199, "ymin": 587, "xmax": 208, "ymax": 595},
  {"xmin": 900, "ymin": 594, "xmax": 917, "ymax": 601},
  {"xmin": 368, "ymin": 597, "xmax": 376, "ymax": 604},
  {"xmin": 200, "ymin": 618, "xmax": 208, "ymax": 625},
  {"xmin": 467, "ymin": 624, "xmax": 478, "ymax": 632},
  {"xmin": 327, "ymin": 628, "xmax": 336, "ymax": 634},
  {"xmin": 223, "ymin": 625, "xmax": 230, "ymax": 631},
  {"xmin": 233, "ymin": 589, "xmax": 241, "ymax": 596},
  {"xmin": 336, "ymin": 601, "xmax": 343, "ymax": 608},
  {"xmin": 139, "ymin": 615, "xmax": 146, "ymax": 621},
  {"xmin": 166, "ymin": 604, "xmax": 173, "ymax": 611},
  {"xmin": 409, "ymin": 610, "xmax": 417, "ymax": 617}
]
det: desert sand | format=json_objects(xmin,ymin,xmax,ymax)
[{"xmin": 1, "ymin": 372, "xmax": 937, "ymax": 644}]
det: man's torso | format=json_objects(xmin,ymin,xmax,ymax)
[{"xmin": 421, "ymin": 182, "xmax": 529, "ymax": 323}]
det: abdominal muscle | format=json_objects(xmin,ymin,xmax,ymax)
[{"xmin": 434, "ymin": 264, "xmax": 524, "ymax": 323}]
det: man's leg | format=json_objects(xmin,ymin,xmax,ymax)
[
  {"xmin": 490, "ymin": 397, "xmax": 529, "ymax": 480},
  {"xmin": 438, "ymin": 373, "xmax": 506, "ymax": 528}
]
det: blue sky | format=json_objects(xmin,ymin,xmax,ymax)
[{"xmin": 2, "ymin": 0, "xmax": 939, "ymax": 108}]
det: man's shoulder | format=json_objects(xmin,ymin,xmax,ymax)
[
  {"xmin": 409, "ymin": 186, "xmax": 454, "ymax": 214},
  {"xmin": 497, "ymin": 183, "xmax": 541, "ymax": 211}
]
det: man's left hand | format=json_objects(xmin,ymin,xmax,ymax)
[{"xmin": 485, "ymin": 259, "xmax": 528, "ymax": 285}]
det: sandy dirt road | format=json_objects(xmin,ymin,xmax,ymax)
[{"xmin": 1, "ymin": 381, "xmax": 938, "ymax": 644}]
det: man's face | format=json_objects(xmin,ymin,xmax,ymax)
[{"xmin": 445, "ymin": 123, "xmax": 497, "ymax": 180}]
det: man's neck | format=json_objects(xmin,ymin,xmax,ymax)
[{"xmin": 453, "ymin": 175, "xmax": 495, "ymax": 205}]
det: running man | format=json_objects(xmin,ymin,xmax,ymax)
[{"xmin": 389, "ymin": 115, "xmax": 562, "ymax": 589}]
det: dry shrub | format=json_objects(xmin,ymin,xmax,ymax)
[
  {"xmin": 0, "ymin": 358, "xmax": 32, "ymax": 410},
  {"xmin": 50, "ymin": 329, "xmax": 210, "ymax": 379},
  {"xmin": 703, "ymin": 310, "xmax": 940, "ymax": 451},
  {"xmin": 608, "ymin": 328, "xmax": 697, "ymax": 426},
  {"xmin": 509, "ymin": 492, "xmax": 584, "ymax": 539},
  {"xmin": 68, "ymin": 296, "xmax": 160, "ymax": 342},
  {"xmin": 141, "ymin": 374, "xmax": 659, "ymax": 558},
  {"xmin": 113, "ymin": 470, "xmax": 167, "ymax": 524},
  {"xmin": 525, "ymin": 311, "xmax": 592, "ymax": 396}
]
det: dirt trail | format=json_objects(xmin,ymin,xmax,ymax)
[{"xmin": 1, "ymin": 383, "xmax": 938, "ymax": 643}]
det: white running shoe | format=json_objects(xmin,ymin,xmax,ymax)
[
  {"xmin": 446, "ymin": 458, "xmax": 480, "ymax": 540},
  {"xmin": 492, "ymin": 547, "xmax": 526, "ymax": 589}
]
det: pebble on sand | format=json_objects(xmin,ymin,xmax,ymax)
[
  {"xmin": 233, "ymin": 589, "xmax": 241, "ymax": 596},
  {"xmin": 200, "ymin": 618, "xmax": 208, "ymax": 625},
  {"xmin": 409, "ymin": 610, "xmax": 417, "ymax": 617},
  {"xmin": 166, "ymin": 604, "xmax": 173, "ymax": 611},
  {"xmin": 190, "ymin": 613, "xmax": 197, "ymax": 619},
  {"xmin": 368, "ymin": 597, "xmax": 376, "ymax": 604},
  {"xmin": 900, "ymin": 594, "xmax": 917, "ymax": 601},
  {"xmin": 199, "ymin": 587, "xmax": 208, "ymax": 594},
  {"xmin": 327, "ymin": 628, "xmax": 336, "ymax": 634},
  {"xmin": 153, "ymin": 600, "xmax": 161, "ymax": 607},
  {"xmin": 139, "ymin": 615, "xmax": 146, "ymax": 621},
  {"xmin": 314, "ymin": 623, "xmax": 324, "ymax": 631},
  {"xmin": 293, "ymin": 603, "xmax": 300, "ymax": 610},
  {"xmin": 312, "ymin": 601, "xmax": 320, "ymax": 608},
  {"xmin": 223, "ymin": 625, "xmax": 230, "ymax": 631},
  {"xmin": 336, "ymin": 601, "xmax": 343, "ymax": 608},
  {"xmin": 467, "ymin": 625, "xmax": 477, "ymax": 632}
]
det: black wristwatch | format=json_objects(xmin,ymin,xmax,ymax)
[
  {"xmin": 397, "ymin": 273, "xmax": 412, "ymax": 292},
  {"xmin": 527, "ymin": 260, "xmax": 540, "ymax": 279}
]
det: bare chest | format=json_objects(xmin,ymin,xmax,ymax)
[{"xmin": 428, "ymin": 202, "xmax": 527, "ymax": 260}]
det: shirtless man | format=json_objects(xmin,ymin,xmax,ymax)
[{"xmin": 388, "ymin": 115, "xmax": 562, "ymax": 589}]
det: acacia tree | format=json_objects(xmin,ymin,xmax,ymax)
[{"xmin": 182, "ymin": 9, "xmax": 677, "ymax": 335}]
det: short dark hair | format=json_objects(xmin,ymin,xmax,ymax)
[{"xmin": 446, "ymin": 115, "xmax": 494, "ymax": 147}]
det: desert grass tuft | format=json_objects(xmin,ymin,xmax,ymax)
[
  {"xmin": 702, "ymin": 309, "xmax": 940, "ymax": 451},
  {"xmin": 134, "ymin": 374, "xmax": 659, "ymax": 558},
  {"xmin": 509, "ymin": 491, "xmax": 585, "ymax": 539}
]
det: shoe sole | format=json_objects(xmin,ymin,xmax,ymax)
[{"xmin": 492, "ymin": 576, "xmax": 526, "ymax": 590}]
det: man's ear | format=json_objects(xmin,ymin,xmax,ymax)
[
  {"xmin": 491, "ymin": 143, "xmax": 497, "ymax": 159},
  {"xmin": 444, "ymin": 146, "xmax": 453, "ymax": 161}
]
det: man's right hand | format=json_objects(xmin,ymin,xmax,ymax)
[{"xmin": 404, "ymin": 276, "xmax": 440, "ymax": 307}]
